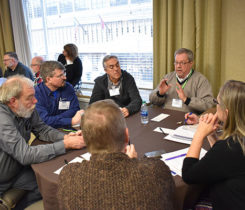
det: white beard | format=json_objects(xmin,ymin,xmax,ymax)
[{"xmin": 16, "ymin": 103, "xmax": 35, "ymax": 118}]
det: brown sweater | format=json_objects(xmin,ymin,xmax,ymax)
[{"xmin": 57, "ymin": 152, "xmax": 175, "ymax": 210}]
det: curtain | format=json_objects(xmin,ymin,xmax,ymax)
[
  {"xmin": 0, "ymin": 0, "xmax": 15, "ymax": 72},
  {"xmin": 153, "ymin": 0, "xmax": 221, "ymax": 96},
  {"xmin": 9, "ymin": 0, "xmax": 32, "ymax": 67}
]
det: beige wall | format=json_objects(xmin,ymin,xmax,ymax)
[{"xmin": 221, "ymin": 0, "xmax": 245, "ymax": 85}]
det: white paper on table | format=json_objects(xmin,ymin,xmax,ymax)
[
  {"xmin": 164, "ymin": 134, "xmax": 192, "ymax": 145},
  {"xmin": 81, "ymin": 152, "xmax": 91, "ymax": 160},
  {"xmin": 151, "ymin": 113, "xmax": 170, "ymax": 122},
  {"xmin": 172, "ymin": 125, "xmax": 198, "ymax": 140},
  {"xmin": 163, "ymin": 125, "xmax": 198, "ymax": 144},
  {"xmin": 54, "ymin": 156, "xmax": 84, "ymax": 175},
  {"xmin": 154, "ymin": 127, "xmax": 174, "ymax": 134},
  {"xmin": 161, "ymin": 148, "xmax": 207, "ymax": 176}
]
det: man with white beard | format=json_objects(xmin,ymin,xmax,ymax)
[{"xmin": 0, "ymin": 75, "xmax": 85, "ymax": 209}]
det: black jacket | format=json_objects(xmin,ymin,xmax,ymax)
[
  {"xmin": 58, "ymin": 54, "xmax": 83, "ymax": 87},
  {"xmin": 89, "ymin": 70, "xmax": 142, "ymax": 115}
]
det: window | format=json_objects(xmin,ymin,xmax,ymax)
[{"xmin": 23, "ymin": 0, "xmax": 153, "ymax": 93}]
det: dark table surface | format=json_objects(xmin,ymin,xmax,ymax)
[{"xmin": 32, "ymin": 105, "xmax": 208, "ymax": 210}]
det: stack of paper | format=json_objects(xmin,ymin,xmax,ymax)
[
  {"xmin": 164, "ymin": 125, "xmax": 198, "ymax": 144},
  {"xmin": 161, "ymin": 148, "xmax": 207, "ymax": 176}
]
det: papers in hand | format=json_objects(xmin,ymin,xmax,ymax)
[
  {"xmin": 164, "ymin": 125, "xmax": 198, "ymax": 145},
  {"xmin": 54, "ymin": 152, "xmax": 91, "ymax": 175},
  {"xmin": 161, "ymin": 148, "xmax": 207, "ymax": 176},
  {"xmin": 151, "ymin": 113, "xmax": 170, "ymax": 122}
]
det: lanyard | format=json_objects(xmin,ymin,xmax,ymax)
[{"xmin": 181, "ymin": 69, "xmax": 193, "ymax": 89}]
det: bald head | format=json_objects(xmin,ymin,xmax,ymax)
[{"xmin": 31, "ymin": 56, "xmax": 45, "ymax": 73}]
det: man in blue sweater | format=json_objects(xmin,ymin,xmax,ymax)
[{"xmin": 35, "ymin": 61, "xmax": 83, "ymax": 128}]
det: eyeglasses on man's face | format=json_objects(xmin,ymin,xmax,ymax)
[
  {"xmin": 30, "ymin": 64, "xmax": 40, "ymax": 67},
  {"xmin": 174, "ymin": 61, "xmax": 190, "ymax": 66},
  {"xmin": 54, "ymin": 72, "xmax": 66, "ymax": 79}
]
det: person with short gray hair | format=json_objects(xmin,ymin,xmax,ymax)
[
  {"xmin": 0, "ymin": 75, "xmax": 85, "ymax": 209},
  {"xmin": 89, "ymin": 55, "xmax": 142, "ymax": 117},
  {"xmin": 3, "ymin": 52, "xmax": 34, "ymax": 80},
  {"xmin": 35, "ymin": 61, "xmax": 83, "ymax": 128},
  {"xmin": 149, "ymin": 48, "xmax": 214, "ymax": 114}
]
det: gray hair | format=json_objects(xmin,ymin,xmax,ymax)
[
  {"xmin": 40, "ymin": 61, "xmax": 65, "ymax": 83},
  {"xmin": 0, "ymin": 75, "xmax": 33, "ymax": 104},
  {"xmin": 102, "ymin": 55, "xmax": 119, "ymax": 69},
  {"xmin": 4, "ymin": 52, "xmax": 18, "ymax": 61},
  {"xmin": 174, "ymin": 48, "xmax": 194, "ymax": 62}
]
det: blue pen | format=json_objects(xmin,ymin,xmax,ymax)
[
  {"xmin": 184, "ymin": 112, "xmax": 193, "ymax": 124},
  {"xmin": 171, "ymin": 171, "xmax": 176, "ymax": 175},
  {"xmin": 165, "ymin": 153, "xmax": 186, "ymax": 161}
]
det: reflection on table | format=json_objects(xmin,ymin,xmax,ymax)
[{"xmin": 32, "ymin": 105, "xmax": 209, "ymax": 210}]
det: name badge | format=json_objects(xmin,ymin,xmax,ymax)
[
  {"xmin": 59, "ymin": 101, "xmax": 70, "ymax": 110},
  {"xmin": 172, "ymin": 99, "xmax": 182, "ymax": 108},
  {"xmin": 109, "ymin": 88, "xmax": 120, "ymax": 96}
]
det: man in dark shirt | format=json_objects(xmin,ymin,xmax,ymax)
[
  {"xmin": 89, "ymin": 55, "xmax": 142, "ymax": 117},
  {"xmin": 3, "ymin": 52, "xmax": 34, "ymax": 80}
]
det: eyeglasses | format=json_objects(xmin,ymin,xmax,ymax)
[
  {"xmin": 174, "ymin": 61, "xmax": 190, "ymax": 66},
  {"xmin": 54, "ymin": 72, "xmax": 66, "ymax": 78},
  {"xmin": 30, "ymin": 64, "xmax": 40, "ymax": 67},
  {"xmin": 107, "ymin": 63, "xmax": 120, "ymax": 70},
  {"xmin": 213, "ymin": 98, "xmax": 219, "ymax": 105}
]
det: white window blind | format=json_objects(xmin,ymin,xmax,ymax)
[{"xmin": 23, "ymin": 0, "xmax": 153, "ymax": 89}]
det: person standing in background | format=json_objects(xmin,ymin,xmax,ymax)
[
  {"xmin": 31, "ymin": 56, "xmax": 44, "ymax": 86},
  {"xmin": 3, "ymin": 52, "xmax": 34, "ymax": 81},
  {"xmin": 58, "ymin": 43, "xmax": 83, "ymax": 87}
]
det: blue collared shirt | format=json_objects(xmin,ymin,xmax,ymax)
[{"xmin": 35, "ymin": 82, "xmax": 80, "ymax": 128}]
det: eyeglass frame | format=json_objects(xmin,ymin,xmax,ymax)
[
  {"xmin": 173, "ymin": 61, "xmax": 191, "ymax": 66},
  {"xmin": 30, "ymin": 64, "xmax": 41, "ymax": 67}
]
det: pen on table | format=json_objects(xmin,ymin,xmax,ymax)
[
  {"xmin": 184, "ymin": 112, "xmax": 192, "ymax": 124},
  {"xmin": 64, "ymin": 159, "xmax": 68, "ymax": 165},
  {"xmin": 165, "ymin": 153, "xmax": 186, "ymax": 161},
  {"xmin": 159, "ymin": 127, "xmax": 166, "ymax": 135}
]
